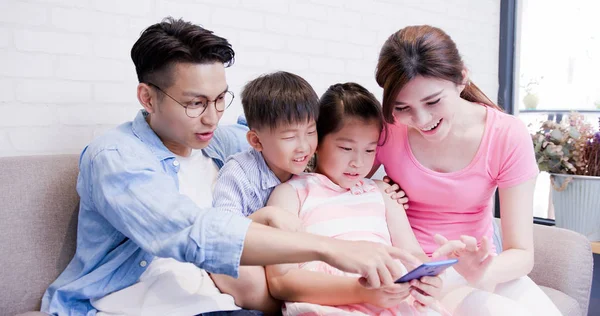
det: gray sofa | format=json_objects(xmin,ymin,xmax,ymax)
[{"xmin": 0, "ymin": 154, "xmax": 594, "ymax": 316}]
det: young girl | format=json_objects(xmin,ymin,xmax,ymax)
[
  {"xmin": 264, "ymin": 83, "xmax": 453, "ymax": 316},
  {"xmin": 372, "ymin": 25, "xmax": 561, "ymax": 315}
]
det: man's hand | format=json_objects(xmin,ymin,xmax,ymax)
[
  {"xmin": 320, "ymin": 239, "xmax": 422, "ymax": 289},
  {"xmin": 250, "ymin": 206, "xmax": 304, "ymax": 232},
  {"xmin": 359, "ymin": 282, "xmax": 411, "ymax": 308},
  {"xmin": 383, "ymin": 175, "xmax": 408, "ymax": 208},
  {"xmin": 433, "ymin": 234, "xmax": 496, "ymax": 289}
]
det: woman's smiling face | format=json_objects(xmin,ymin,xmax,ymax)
[{"xmin": 392, "ymin": 75, "xmax": 465, "ymax": 143}]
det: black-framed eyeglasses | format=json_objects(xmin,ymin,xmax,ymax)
[{"xmin": 146, "ymin": 82, "xmax": 234, "ymax": 118}]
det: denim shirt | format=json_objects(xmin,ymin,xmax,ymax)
[{"xmin": 41, "ymin": 110, "xmax": 252, "ymax": 316}]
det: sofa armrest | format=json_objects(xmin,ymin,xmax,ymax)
[{"xmin": 528, "ymin": 223, "xmax": 593, "ymax": 315}]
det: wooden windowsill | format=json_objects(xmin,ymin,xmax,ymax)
[{"xmin": 592, "ymin": 242, "xmax": 600, "ymax": 255}]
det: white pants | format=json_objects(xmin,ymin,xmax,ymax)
[
  {"xmin": 91, "ymin": 258, "xmax": 240, "ymax": 316},
  {"xmin": 440, "ymin": 268, "xmax": 562, "ymax": 316}
]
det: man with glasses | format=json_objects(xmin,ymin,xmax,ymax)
[{"xmin": 40, "ymin": 18, "xmax": 418, "ymax": 315}]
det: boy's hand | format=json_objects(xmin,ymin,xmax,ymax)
[
  {"xmin": 383, "ymin": 176, "xmax": 408, "ymax": 208},
  {"xmin": 265, "ymin": 208, "xmax": 304, "ymax": 232},
  {"xmin": 250, "ymin": 206, "xmax": 304, "ymax": 232},
  {"xmin": 359, "ymin": 282, "xmax": 411, "ymax": 308}
]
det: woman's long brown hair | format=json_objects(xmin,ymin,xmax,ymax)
[{"xmin": 375, "ymin": 25, "xmax": 502, "ymax": 124}]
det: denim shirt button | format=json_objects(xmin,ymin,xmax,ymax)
[
  {"xmin": 139, "ymin": 260, "xmax": 147, "ymax": 267},
  {"xmin": 173, "ymin": 160, "xmax": 180, "ymax": 167}
]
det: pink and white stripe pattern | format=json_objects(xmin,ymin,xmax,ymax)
[{"xmin": 283, "ymin": 173, "xmax": 442, "ymax": 316}]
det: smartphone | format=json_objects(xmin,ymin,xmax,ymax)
[{"xmin": 395, "ymin": 259, "xmax": 458, "ymax": 283}]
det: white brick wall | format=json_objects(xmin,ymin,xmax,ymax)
[{"xmin": 0, "ymin": 0, "xmax": 500, "ymax": 157}]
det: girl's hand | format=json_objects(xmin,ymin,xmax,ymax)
[
  {"xmin": 409, "ymin": 276, "xmax": 443, "ymax": 312},
  {"xmin": 433, "ymin": 234, "xmax": 496, "ymax": 289},
  {"xmin": 360, "ymin": 282, "xmax": 411, "ymax": 308},
  {"xmin": 382, "ymin": 176, "xmax": 409, "ymax": 208}
]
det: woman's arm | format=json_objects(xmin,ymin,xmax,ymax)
[
  {"xmin": 486, "ymin": 177, "xmax": 536, "ymax": 285},
  {"xmin": 375, "ymin": 180, "xmax": 428, "ymax": 263},
  {"xmin": 441, "ymin": 177, "xmax": 537, "ymax": 291}
]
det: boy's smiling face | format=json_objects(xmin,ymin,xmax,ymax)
[{"xmin": 248, "ymin": 119, "xmax": 318, "ymax": 182}]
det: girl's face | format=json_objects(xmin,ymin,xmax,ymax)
[
  {"xmin": 391, "ymin": 75, "xmax": 465, "ymax": 143},
  {"xmin": 315, "ymin": 117, "xmax": 380, "ymax": 189}
]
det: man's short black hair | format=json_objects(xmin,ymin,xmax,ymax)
[
  {"xmin": 131, "ymin": 17, "xmax": 234, "ymax": 88},
  {"xmin": 241, "ymin": 71, "xmax": 319, "ymax": 131}
]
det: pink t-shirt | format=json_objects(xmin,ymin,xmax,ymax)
[{"xmin": 376, "ymin": 107, "xmax": 539, "ymax": 255}]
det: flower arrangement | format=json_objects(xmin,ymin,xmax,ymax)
[{"xmin": 531, "ymin": 113, "xmax": 600, "ymax": 176}]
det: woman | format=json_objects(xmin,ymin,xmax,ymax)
[{"xmin": 371, "ymin": 25, "xmax": 561, "ymax": 315}]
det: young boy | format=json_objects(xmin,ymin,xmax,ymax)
[{"xmin": 209, "ymin": 71, "xmax": 319, "ymax": 313}]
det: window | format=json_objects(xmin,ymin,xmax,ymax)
[{"xmin": 512, "ymin": 0, "xmax": 600, "ymax": 220}]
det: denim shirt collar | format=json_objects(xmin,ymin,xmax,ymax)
[{"xmin": 131, "ymin": 110, "xmax": 176, "ymax": 161}]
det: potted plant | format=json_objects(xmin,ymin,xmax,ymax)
[
  {"xmin": 532, "ymin": 113, "xmax": 600, "ymax": 241},
  {"xmin": 522, "ymin": 76, "xmax": 542, "ymax": 110}
]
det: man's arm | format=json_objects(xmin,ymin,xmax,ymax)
[
  {"xmin": 89, "ymin": 147, "xmax": 251, "ymax": 277},
  {"xmin": 90, "ymin": 147, "xmax": 420, "ymax": 286}
]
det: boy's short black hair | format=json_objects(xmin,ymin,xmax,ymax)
[
  {"xmin": 241, "ymin": 71, "xmax": 319, "ymax": 130},
  {"xmin": 131, "ymin": 17, "xmax": 234, "ymax": 89}
]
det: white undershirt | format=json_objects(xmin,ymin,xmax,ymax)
[
  {"xmin": 175, "ymin": 150, "xmax": 219, "ymax": 208},
  {"xmin": 92, "ymin": 150, "xmax": 240, "ymax": 316}
]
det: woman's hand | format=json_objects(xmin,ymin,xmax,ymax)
[
  {"xmin": 382, "ymin": 175, "xmax": 409, "ymax": 208},
  {"xmin": 433, "ymin": 234, "xmax": 496, "ymax": 290}
]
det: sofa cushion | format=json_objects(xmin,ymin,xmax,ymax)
[
  {"xmin": 540, "ymin": 286, "xmax": 582, "ymax": 316},
  {"xmin": 0, "ymin": 155, "xmax": 80, "ymax": 315}
]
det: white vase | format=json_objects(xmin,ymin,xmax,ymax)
[{"xmin": 551, "ymin": 174, "xmax": 600, "ymax": 241}]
